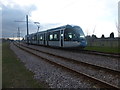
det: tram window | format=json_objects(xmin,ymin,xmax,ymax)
[
  {"xmin": 54, "ymin": 33, "xmax": 60, "ymax": 41},
  {"xmin": 64, "ymin": 33, "xmax": 73, "ymax": 41},
  {"xmin": 68, "ymin": 34, "xmax": 72, "ymax": 39},
  {"xmin": 61, "ymin": 34, "xmax": 63, "ymax": 36},
  {"xmin": 38, "ymin": 34, "xmax": 43, "ymax": 41},
  {"xmin": 64, "ymin": 29, "xmax": 79, "ymax": 41},
  {"xmin": 54, "ymin": 34, "xmax": 57, "ymax": 38},
  {"xmin": 32, "ymin": 36, "xmax": 34, "ymax": 41},
  {"xmin": 33, "ymin": 35, "xmax": 36, "ymax": 41},
  {"xmin": 49, "ymin": 34, "xmax": 53, "ymax": 40},
  {"xmin": 48, "ymin": 31, "xmax": 60, "ymax": 41},
  {"xmin": 53, "ymin": 31, "xmax": 59, "ymax": 41},
  {"xmin": 54, "ymin": 34, "xmax": 58, "ymax": 41},
  {"xmin": 40, "ymin": 36, "xmax": 43, "ymax": 40}
]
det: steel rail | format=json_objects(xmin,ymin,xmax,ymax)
[
  {"xmin": 18, "ymin": 42, "xmax": 120, "ymax": 74},
  {"xmin": 82, "ymin": 50, "xmax": 120, "ymax": 58},
  {"xmin": 13, "ymin": 42, "xmax": 120, "ymax": 89},
  {"xmin": 61, "ymin": 48, "xmax": 120, "ymax": 58}
]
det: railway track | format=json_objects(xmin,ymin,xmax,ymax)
[
  {"xmin": 58, "ymin": 47, "xmax": 120, "ymax": 58},
  {"xmin": 25, "ymin": 43, "xmax": 120, "ymax": 58},
  {"xmin": 14, "ymin": 42, "xmax": 120, "ymax": 89},
  {"xmin": 77, "ymin": 49, "xmax": 119, "ymax": 58}
]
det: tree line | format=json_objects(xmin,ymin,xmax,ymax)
[{"xmin": 86, "ymin": 32, "xmax": 115, "ymax": 39}]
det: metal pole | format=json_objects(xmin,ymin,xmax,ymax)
[
  {"xmin": 13, "ymin": 33, "xmax": 14, "ymax": 41},
  {"xmin": 19, "ymin": 27, "xmax": 20, "ymax": 43},
  {"xmin": 118, "ymin": 1, "xmax": 120, "ymax": 37},
  {"xmin": 17, "ymin": 27, "xmax": 20, "ymax": 46},
  {"xmin": 26, "ymin": 15, "xmax": 29, "ymax": 45},
  {"xmin": 18, "ymin": 27, "xmax": 20, "ymax": 42}
]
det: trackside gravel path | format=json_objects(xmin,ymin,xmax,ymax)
[{"xmin": 10, "ymin": 43, "xmax": 102, "ymax": 88}]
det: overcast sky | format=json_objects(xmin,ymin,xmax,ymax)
[{"xmin": 1, "ymin": 0, "xmax": 119, "ymax": 38}]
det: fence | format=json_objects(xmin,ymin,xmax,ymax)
[{"xmin": 86, "ymin": 38, "xmax": 120, "ymax": 48}]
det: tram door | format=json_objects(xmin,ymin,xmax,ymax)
[{"xmin": 61, "ymin": 30, "xmax": 64, "ymax": 47}]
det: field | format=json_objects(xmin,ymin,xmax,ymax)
[
  {"xmin": 84, "ymin": 46, "xmax": 120, "ymax": 53},
  {"xmin": 0, "ymin": 42, "xmax": 2, "ymax": 89},
  {"xmin": 2, "ymin": 41, "xmax": 43, "ymax": 88}
]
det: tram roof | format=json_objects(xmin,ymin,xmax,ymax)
[{"xmin": 26, "ymin": 24, "xmax": 81, "ymax": 36}]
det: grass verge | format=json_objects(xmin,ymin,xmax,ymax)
[
  {"xmin": 0, "ymin": 42, "xmax": 2, "ymax": 89},
  {"xmin": 84, "ymin": 46, "xmax": 120, "ymax": 53},
  {"xmin": 2, "ymin": 41, "xmax": 43, "ymax": 88}
]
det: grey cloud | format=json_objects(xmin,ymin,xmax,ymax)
[{"xmin": 2, "ymin": 3, "xmax": 37, "ymax": 38}]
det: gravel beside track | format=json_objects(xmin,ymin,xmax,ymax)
[
  {"xmin": 21, "ymin": 43, "xmax": 119, "ymax": 71},
  {"xmin": 15, "ymin": 43, "xmax": 120, "ymax": 88},
  {"xmin": 10, "ymin": 43, "xmax": 102, "ymax": 88}
]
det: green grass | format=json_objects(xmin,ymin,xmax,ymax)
[
  {"xmin": 0, "ymin": 42, "xmax": 2, "ymax": 89},
  {"xmin": 84, "ymin": 46, "xmax": 120, "ymax": 53},
  {"xmin": 2, "ymin": 41, "xmax": 44, "ymax": 88}
]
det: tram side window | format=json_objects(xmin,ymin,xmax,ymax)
[
  {"xmin": 68, "ymin": 34, "xmax": 72, "ymax": 39},
  {"xmin": 64, "ymin": 30, "xmax": 78, "ymax": 41},
  {"xmin": 53, "ymin": 31, "xmax": 59, "ymax": 41},
  {"xmin": 49, "ymin": 31, "xmax": 60, "ymax": 41},
  {"xmin": 34, "ymin": 35, "xmax": 37, "ymax": 41},
  {"xmin": 38, "ymin": 34, "xmax": 43, "ymax": 41},
  {"xmin": 53, "ymin": 34, "xmax": 59, "ymax": 41},
  {"xmin": 40, "ymin": 35, "xmax": 43, "ymax": 40},
  {"xmin": 32, "ymin": 36, "xmax": 34, "ymax": 41},
  {"xmin": 49, "ymin": 34, "xmax": 53, "ymax": 41},
  {"xmin": 54, "ymin": 34, "xmax": 57, "ymax": 39},
  {"xmin": 64, "ymin": 33, "xmax": 73, "ymax": 41}
]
